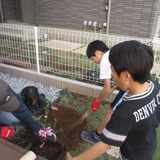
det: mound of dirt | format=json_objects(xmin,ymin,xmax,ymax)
[{"xmin": 11, "ymin": 105, "xmax": 89, "ymax": 160}]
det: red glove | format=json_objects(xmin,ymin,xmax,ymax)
[
  {"xmin": 0, "ymin": 126, "xmax": 16, "ymax": 140},
  {"xmin": 91, "ymin": 99, "xmax": 101, "ymax": 112}
]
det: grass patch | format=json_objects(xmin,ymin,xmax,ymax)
[{"xmin": 154, "ymin": 126, "xmax": 160, "ymax": 160}]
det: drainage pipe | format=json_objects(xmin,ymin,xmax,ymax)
[
  {"xmin": 106, "ymin": 0, "xmax": 111, "ymax": 34},
  {"xmin": 0, "ymin": 0, "xmax": 3, "ymax": 23}
]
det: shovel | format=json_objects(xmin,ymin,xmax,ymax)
[{"xmin": 66, "ymin": 84, "xmax": 117, "ymax": 133}]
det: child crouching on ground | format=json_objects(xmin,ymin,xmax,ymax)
[
  {"xmin": 21, "ymin": 86, "xmax": 58, "ymax": 115},
  {"xmin": 66, "ymin": 40, "xmax": 160, "ymax": 160}
]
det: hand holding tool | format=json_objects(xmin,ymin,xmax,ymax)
[{"xmin": 91, "ymin": 99, "xmax": 101, "ymax": 112}]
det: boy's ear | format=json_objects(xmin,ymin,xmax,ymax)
[
  {"xmin": 122, "ymin": 71, "xmax": 131, "ymax": 81},
  {"xmin": 95, "ymin": 50, "xmax": 99, "ymax": 56},
  {"xmin": 95, "ymin": 50, "xmax": 104, "ymax": 57}
]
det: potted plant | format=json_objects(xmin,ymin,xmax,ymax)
[{"xmin": 25, "ymin": 97, "xmax": 64, "ymax": 160}]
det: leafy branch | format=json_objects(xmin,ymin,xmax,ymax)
[
  {"xmin": 44, "ymin": 97, "xmax": 50, "ymax": 126},
  {"xmin": 33, "ymin": 97, "xmax": 64, "ymax": 133}
]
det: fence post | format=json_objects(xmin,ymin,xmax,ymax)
[
  {"xmin": 27, "ymin": 28, "xmax": 31, "ymax": 64},
  {"xmin": 34, "ymin": 27, "xmax": 40, "ymax": 74}
]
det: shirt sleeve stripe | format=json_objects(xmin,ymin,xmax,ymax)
[
  {"xmin": 102, "ymin": 128, "xmax": 127, "ymax": 142},
  {"xmin": 112, "ymin": 90, "xmax": 129, "ymax": 111}
]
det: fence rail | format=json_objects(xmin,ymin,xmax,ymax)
[{"xmin": 0, "ymin": 24, "xmax": 160, "ymax": 86}]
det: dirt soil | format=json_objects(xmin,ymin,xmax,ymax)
[
  {"xmin": 10, "ymin": 92, "xmax": 118, "ymax": 160},
  {"xmin": 10, "ymin": 103, "xmax": 89, "ymax": 160}
]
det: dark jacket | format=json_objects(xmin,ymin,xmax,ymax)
[{"xmin": 0, "ymin": 89, "xmax": 40, "ymax": 135}]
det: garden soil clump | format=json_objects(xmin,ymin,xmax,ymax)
[{"xmin": 11, "ymin": 105, "xmax": 89, "ymax": 160}]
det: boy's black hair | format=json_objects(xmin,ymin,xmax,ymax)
[
  {"xmin": 109, "ymin": 40, "xmax": 153, "ymax": 84},
  {"xmin": 21, "ymin": 86, "xmax": 39, "ymax": 105},
  {"xmin": 86, "ymin": 40, "xmax": 109, "ymax": 58}
]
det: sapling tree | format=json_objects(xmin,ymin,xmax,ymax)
[
  {"xmin": 33, "ymin": 97, "xmax": 64, "ymax": 133},
  {"xmin": 44, "ymin": 97, "xmax": 50, "ymax": 126},
  {"xmin": 33, "ymin": 97, "xmax": 49, "ymax": 129}
]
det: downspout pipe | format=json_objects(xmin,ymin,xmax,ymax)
[
  {"xmin": 106, "ymin": 0, "xmax": 111, "ymax": 34},
  {"xmin": 0, "ymin": 0, "xmax": 3, "ymax": 23}
]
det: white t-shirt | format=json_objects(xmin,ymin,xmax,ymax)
[{"xmin": 99, "ymin": 50, "xmax": 111, "ymax": 80}]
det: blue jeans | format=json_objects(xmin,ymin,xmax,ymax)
[{"xmin": 0, "ymin": 110, "xmax": 20, "ymax": 126}]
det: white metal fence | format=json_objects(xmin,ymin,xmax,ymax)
[{"xmin": 0, "ymin": 24, "xmax": 160, "ymax": 85}]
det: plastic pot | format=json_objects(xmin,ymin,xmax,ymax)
[{"xmin": 25, "ymin": 135, "xmax": 64, "ymax": 160}]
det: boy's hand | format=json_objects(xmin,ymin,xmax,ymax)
[
  {"xmin": 0, "ymin": 126, "xmax": 16, "ymax": 140},
  {"xmin": 91, "ymin": 99, "xmax": 101, "ymax": 112},
  {"xmin": 66, "ymin": 152, "xmax": 73, "ymax": 160},
  {"xmin": 51, "ymin": 106, "xmax": 58, "ymax": 111}
]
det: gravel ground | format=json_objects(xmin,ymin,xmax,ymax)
[{"xmin": 0, "ymin": 72, "xmax": 62, "ymax": 103}]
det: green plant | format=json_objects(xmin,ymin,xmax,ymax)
[
  {"xmin": 33, "ymin": 98, "xmax": 64, "ymax": 134},
  {"xmin": 44, "ymin": 97, "xmax": 50, "ymax": 126},
  {"xmin": 33, "ymin": 97, "xmax": 50, "ymax": 129},
  {"xmin": 153, "ymin": 126, "xmax": 160, "ymax": 160},
  {"xmin": 33, "ymin": 115, "xmax": 46, "ymax": 129},
  {"xmin": 68, "ymin": 94, "xmax": 75, "ymax": 104},
  {"xmin": 58, "ymin": 93, "xmax": 75, "ymax": 106},
  {"xmin": 55, "ymin": 128, "xmax": 64, "ymax": 134},
  {"xmin": 52, "ymin": 118, "xmax": 64, "ymax": 133},
  {"xmin": 53, "ymin": 118, "xmax": 57, "ymax": 131}
]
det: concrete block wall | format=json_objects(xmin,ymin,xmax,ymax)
[{"xmin": 0, "ymin": 63, "xmax": 118, "ymax": 103}]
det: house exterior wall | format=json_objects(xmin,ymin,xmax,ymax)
[
  {"xmin": 109, "ymin": 0, "xmax": 160, "ymax": 38},
  {"xmin": 1, "ymin": 0, "xmax": 15, "ymax": 21},
  {"xmin": 14, "ymin": 0, "xmax": 21, "ymax": 21},
  {"xmin": 34, "ymin": 0, "xmax": 160, "ymax": 38},
  {"xmin": 1, "ymin": 0, "xmax": 21, "ymax": 22},
  {"xmin": 0, "ymin": 64, "xmax": 118, "ymax": 102},
  {"xmin": 35, "ymin": 0, "xmax": 108, "ymax": 33}
]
